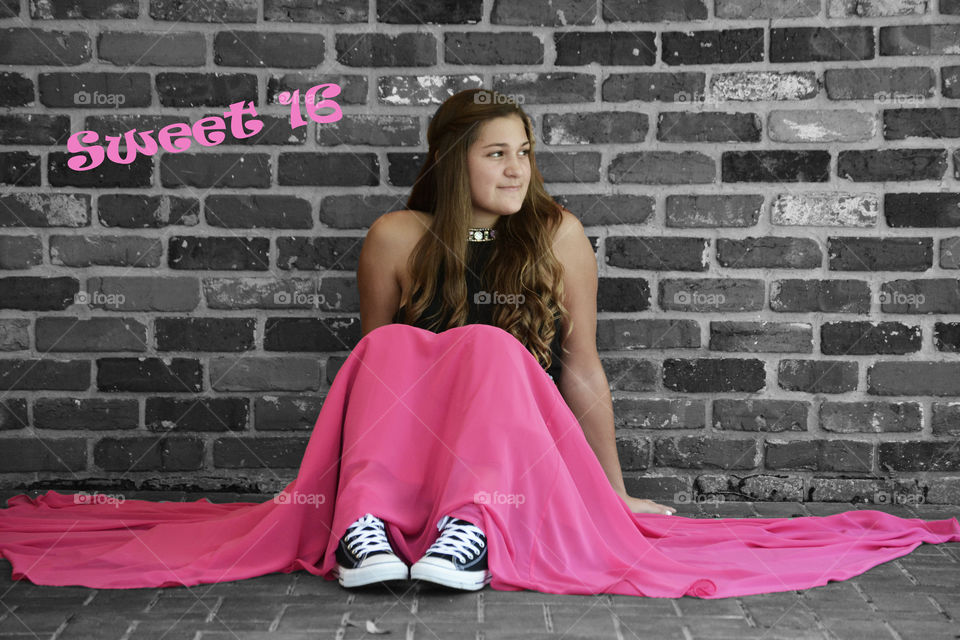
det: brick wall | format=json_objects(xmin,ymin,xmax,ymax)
[{"xmin": 0, "ymin": 0, "xmax": 958, "ymax": 504}]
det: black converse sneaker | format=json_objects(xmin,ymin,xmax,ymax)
[
  {"xmin": 334, "ymin": 513, "xmax": 409, "ymax": 587},
  {"xmin": 410, "ymin": 515, "xmax": 492, "ymax": 591}
]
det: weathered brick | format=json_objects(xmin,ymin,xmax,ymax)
[
  {"xmin": 885, "ymin": 193, "xmax": 960, "ymax": 227},
  {"xmin": 597, "ymin": 318, "xmax": 700, "ymax": 350},
  {"xmin": 216, "ymin": 31, "xmax": 324, "ymax": 67},
  {"xmin": 0, "ymin": 152, "xmax": 39, "ymax": 186},
  {"xmin": 772, "ymin": 193, "xmax": 879, "ymax": 227},
  {"xmin": 713, "ymin": 399, "xmax": 808, "ymax": 432},
  {"xmin": 156, "ymin": 317, "xmax": 256, "ymax": 351},
  {"xmin": 717, "ymin": 0, "xmax": 819, "ymax": 18},
  {"xmin": 156, "ymin": 72, "xmax": 258, "ymax": 107},
  {"xmin": 34, "ymin": 398, "xmax": 138, "ymax": 430},
  {"xmin": 543, "ymin": 112, "xmax": 648, "ymax": 144},
  {"xmin": 265, "ymin": 318, "xmax": 360, "ymax": 352},
  {"xmin": 868, "ymin": 362, "xmax": 960, "ymax": 395},
  {"xmin": 824, "ymin": 66, "xmax": 935, "ymax": 100},
  {"xmin": 879, "ymin": 279, "xmax": 960, "ymax": 313},
  {"xmin": 710, "ymin": 71, "xmax": 817, "ymax": 101},
  {"xmin": 160, "ymin": 153, "xmax": 271, "ymax": 188},
  {"xmin": 534, "ymin": 151, "xmax": 601, "ymax": 183},
  {"xmin": 206, "ymin": 195, "xmax": 313, "ymax": 229},
  {"xmin": 377, "ymin": 75, "xmax": 480, "ymax": 106},
  {"xmin": 610, "ymin": 151, "xmax": 714, "ymax": 184},
  {"xmin": 766, "ymin": 439, "xmax": 873, "ymax": 473},
  {"xmin": 378, "ymin": 0, "xmax": 482, "ymax": 23},
  {"xmin": 942, "ymin": 237, "xmax": 960, "ymax": 268},
  {"xmin": 0, "ymin": 72, "xmax": 34, "ymax": 107},
  {"xmin": 709, "ymin": 322, "xmax": 813, "ymax": 353},
  {"xmin": 146, "ymin": 397, "xmax": 249, "ymax": 432},
  {"xmin": 771, "ymin": 27, "xmax": 875, "ymax": 62},
  {"xmin": 598, "ymin": 277, "xmax": 650, "ymax": 312},
  {"xmin": 723, "ymin": 150, "xmax": 830, "ymax": 182},
  {"xmin": 839, "ymin": 148, "xmax": 948, "ymax": 181},
  {"xmin": 555, "ymin": 194, "xmax": 655, "ymax": 226},
  {"xmin": 98, "ymin": 31, "xmax": 205, "ymax": 66},
  {"xmin": 319, "ymin": 195, "xmax": 405, "ymax": 229},
  {"xmin": 883, "ymin": 108, "xmax": 960, "ymax": 139},
  {"xmin": 278, "ymin": 152, "xmax": 378, "ymax": 186},
  {"xmin": 0, "ymin": 114, "xmax": 70, "ymax": 144},
  {"xmin": 276, "ymin": 236, "xmax": 361, "ymax": 271},
  {"xmin": 492, "ymin": 0, "xmax": 596, "ymax": 25},
  {"xmin": 85, "ymin": 276, "xmax": 200, "ymax": 311},
  {"xmin": 665, "ymin": 194, "xmax": 762, "ymax": 228},
  {"xmin": 168, "ymin": 236, "xmax": 269, "ymax": 271},
  {"xmin": 50, "ymin": 235, "xmax": 162, "ymax": 268},
  {"xmin": 662, "ymin": 29, "xmax": 763, "ymax": 65},
  {"xmin": 264, "ymin": 0, "xmax": 367, "ymax": 22},
  {"xmin": 97, "ymin": 358, "xmax": 203, "ymax": 392},
  {"xmin": 603, "ymin": 0, "xmax": 708, "ymax": 21},
  {"xmin": 94, "ymin": 436, "xmax": 204, "ymax": 471},
  {"xmin": 654, "ymin": 436, "xmax": 759, "ymax": 469},
  {"xmin": 445, "ymin": 32, "xmax": 542, "ymax": 65},
  {"xmin": 828, "ymin": 0, "xmax": 926, "ymax": 16},
  {"xmin": 0, "ymin": 28, "xmax": 91, "ymax": 64},
  {"xmin": 820, "ymin": 401, "xmax": 922, "ymax": 433},
  {"xmin": 36, "ymin": 317, "xmax": 147, "ymax": 352},
  {"xmin": 98, "ymin": 194, "xmax": 198, "ymax": 228},
  {"xmin": 663, "ymin": 358, "xmax": 765, "ymax": 392},
  {"xmin": 658, "ymin": 112, "xmax": 760, "ymax": 142},
  {"xmin": 0, "ymin": 276, "xmax": 79, "ymax": 310},
  {"xmin": 209, "ymin": 357, "xmax": 320, "ymax": 391},
  {"xmin": 317, "ymin": 114, "xmax": 420, "ymax": 147},
  {"xmin": 203, "ymin": 276, "xmax": 354, "ymax": 311},
  {"xmin": 878, "ymin": 441, "xmax": 960, "ymax": 471},
  {"xmin": 944, "ymin": 65, "xmax": 960, "ymax": 98},
  {"xmin": 778, "ymin": 359, "xmax": 858, "ymax": 393},
  {"xmin": 880, "ymin": 25, "xmax": 960, "ymax": 55},
  {"xmin": 149, "ymin": 0, "xmax": 257, "ymax": 22},
  {"xmin": 827, "ymin": 236, "xmax": 933, "ymax": 271},
  {"xmin": 0, "ymin": 398, "xmax": 28, "ymax": 429},
  {"xmin": 0, "ymin": 320, "xmax": 29, "ymax": 351},
  {"xmin": 768, "ymin": 110, "xmax": 877, "ymax": 142},
  {"xmin": 660, "ymin": 278, "xmax": 764, "ymax": 311},
  {"xmin": 555, "ymin": 31, "xmax": 656, "ymax": 66},
  {"xmin": 717, "ymin": 237, "xmax": 822, "ymax": 269},
  {"xmin": 932, "ymin": 403, "xmax": 960, "ymax": 436},
  {"xmin": 616, "ymin": 433, "xmax": 652, "ymax": 471},
  {"xmin": 0, "ymin": 359, "xmax": 90, "ymax": 390},
  {"xmin": 605, "ymin": 236, "xmax": 708, "ymax": 271},
  {"xmin": 49, "ymin": 152, "xmax": 152, "ymax": 188},
  {"xmin": 336, "ymin": 33, "xmax": 432, "ymax": 67},
  {"xmin": 269, "ymin": 73, "xmax": 367, "ymax": 106},
  {"xmin": 492, "ymin": 72, "xmax": 594, "ymax": 103},
  {"xmin": 821, "ymin": 321, "xmax": 921, "ymax": 355},
  {"xmin": 602, "ymin": 72, "xmax": 705, "ymax": 102},
  {"xmin": 770, "ymin": 279, "xmax": 871, "ymax": 314},
  {"xmin": 385, "ymin": 151, "xmax": 427, "ymax": 186},
  {"xmin": 255, "ymin": 395, "xmax": 326, "ymax": 431},
  {"xmin": 0, "ymin": 439, "xmax": 86, "ymax": 472},
  {"xmin": 213, "ymin": 436, "xmax": 309, "ymax": 468},
  {"xmin": 934, "ymin": 322, "xmax": 960, "ymax": 352}
]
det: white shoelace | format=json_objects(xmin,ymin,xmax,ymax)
[
  {"xmin": 425, "ymin": 515, "xmax": 485, "ymax": 564},
  {"xmin": 343, "ymin": 513, "xmax": 393, "ymax": 558}
]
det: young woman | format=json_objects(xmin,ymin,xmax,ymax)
[{"xmin": 0, "ymin": 89, "xmax": 957, "ymax": 600}]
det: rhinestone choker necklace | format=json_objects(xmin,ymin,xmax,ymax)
[{"xmin": 468, "ymin": 228, "xmax": 496, "ymax": 242}]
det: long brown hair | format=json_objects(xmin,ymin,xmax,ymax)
[{"xmin": 397, "ymin": 88, "xmax": 571, "ymax": 373}]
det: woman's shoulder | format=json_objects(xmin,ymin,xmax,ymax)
[{"xmin": 380, "ymin": 209, "xmax": 433, "ymax": 241}]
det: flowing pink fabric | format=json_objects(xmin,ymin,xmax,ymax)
[{"xmin": 1, "ymin": 323, "xmax": 958, "ymax": 598}]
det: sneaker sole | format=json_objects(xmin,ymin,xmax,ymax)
[
  {"xmin": 336, "ymin": 559, "xmax": 409, "ymax": 588},
  {"xmin": 410, "ymin": 557, "xmax": 490, "ymax": 591}
]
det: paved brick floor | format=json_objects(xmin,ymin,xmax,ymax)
[{"xmin": 0, "ymin": 491, "xmax": 957, "ymax": 639}]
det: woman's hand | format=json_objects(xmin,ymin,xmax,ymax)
[{"xmin": 615, "ymin": 490, "xmax": 677, "ymax": 515}]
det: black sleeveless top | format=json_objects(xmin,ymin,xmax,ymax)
[{"xmin": 393, "ymin": 240, "xmax": 564, "ymax": 386}]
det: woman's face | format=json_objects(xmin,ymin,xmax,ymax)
[{"xmin": 465, "ymin": 115, "xmax": 531, "ymax": 224}]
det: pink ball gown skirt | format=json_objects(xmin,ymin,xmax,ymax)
[{"xmin": 0, "ymin": 323, "xmax": 958, "ymax": 597}]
